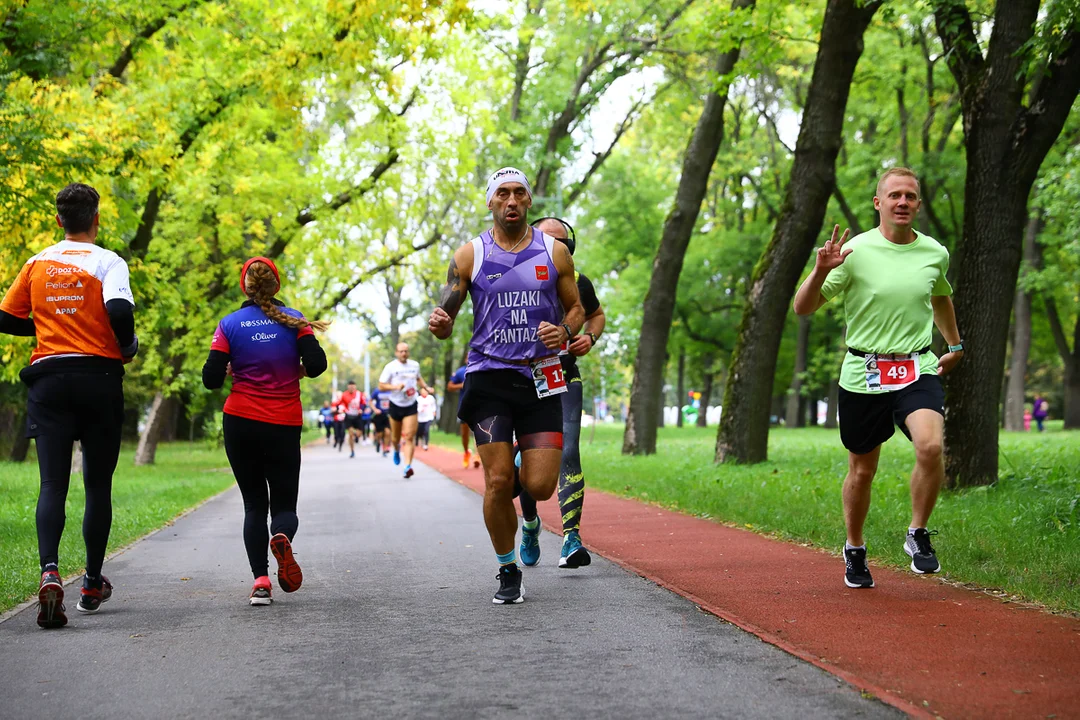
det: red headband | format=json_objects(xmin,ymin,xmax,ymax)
[{"xmin": 240, "ymin": 256, "xmax": 280, "ymax": 296}]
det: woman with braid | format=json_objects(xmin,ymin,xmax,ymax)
[{"xmin": 202, "ymin": 257, "xmax": 329, "ymax": 606}]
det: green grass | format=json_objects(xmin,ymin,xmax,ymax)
[
  {"xmin": 434, "ymin": 423, "xmax": 1080, "ymax": 613},
  {"xmin": 0, "ymin": 428, "xmax": 324, "ymax": 614}
]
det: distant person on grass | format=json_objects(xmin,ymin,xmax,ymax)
[
  {"xmin": 793, "ymin": 167, "xmax": 964, "ymax": 590},
  {"xmin": 202, "ymin": 257, "xmax": 328, "ymax": 606},
  {"xmin": 0, "ymin": 183, "xmax": 137, "ymax": 628},
  {"xmin": 416, "ymin": 387, "xmax": 437, "ymax": 451},
  {"xmin": 1033, "ymin": 397, "xmax": 1049, "ymax": 432}
]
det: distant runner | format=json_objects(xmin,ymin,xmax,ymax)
[
  {"xmin": 319, "ymin": 401, "xmax": 334, "ymax": 444},
  {"xmin": 370, "ymin": 386, "xmax": 391, "ymax": 456},
  {"xmin": 339, "ymin": 380, "xmax": 364, "ymax": 458},
  {"xmin": 793, "ymin": 167, "xmax": 963, "ymax": 589},
  {"xmin": 377, "ymin": 342, "xmax": 432, "ymax": 479},
  {"xmin": 416, "ymin": 387, "xmax": 437, "ymax": 451}
]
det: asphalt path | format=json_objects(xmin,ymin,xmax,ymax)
[{"xmin": 0, "ymin": 443, "xmax": 897, "ymax": 719}]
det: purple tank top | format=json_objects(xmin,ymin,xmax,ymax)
[{"xmin": 467, "ymin": 228, "xmax": 561, "ymax": 378}]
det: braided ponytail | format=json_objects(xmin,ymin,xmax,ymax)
[{"xmin": 244, "ymin": 262, "xmax": 331, "ymax": 332}]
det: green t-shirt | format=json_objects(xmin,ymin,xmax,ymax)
[{"xmin": 819, "ymin": 228, "xmax": 952, "ymax": 394}]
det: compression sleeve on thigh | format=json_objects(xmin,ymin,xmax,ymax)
[{"xmin": 518, "ymin": 432, "xmax": 563, "ymax": 451}]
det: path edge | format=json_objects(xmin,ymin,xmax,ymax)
[{"xmin": 0, "ymin": 475, "xmax": 237, "ymax": 626}]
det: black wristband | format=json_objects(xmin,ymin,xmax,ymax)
[{"xmin": 561, "ymin": 323, "xmax": 572, "ymax": 340}]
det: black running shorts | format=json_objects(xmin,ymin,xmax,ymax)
[
  {"xmin": 373, "ymin": 413, "xmax": 390, "ymax": 431},
  {"xmin": 457, "ymin": 369, "xmax": 562, "ymax": 446},
  {"xmin": 388, "ymin": 402, "xmax": 418, "ymax": 421},
  {"xmin": 838, "ymin": 375, "xmax": 944, "ymax": 455},
  {"xmin": 345, "ymin": 414, "xmax": 363, "ymax": 430}
]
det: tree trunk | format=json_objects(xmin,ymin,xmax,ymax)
[
  {"xmin": 676, "ymin": 351, "xmax": 686, "ymax": 428},
  {"xmin": 135, "ymin": 392, "xmax": 179, "ymax": 466},
  {"xmin": 717, "ymin": 0, "xmax": 884, "ymax": 464},
  {"xmin": 825, "ymin": 380, "xmax": 839, "ymax": 429},
  {"xmin": 932, "ymin": 0, "xmax": 1080, "ymax": 485},
  {"xmin": 785, "ymin": 315, "xmax": 810, "ymax": 428},
  {"xmin": 1045, "ymin": 298, "xmax": 1079, "ymax": 429},
  {"xmin": 1004, "ymin": 214, "xmax": 1040, "ymax": 431},
  {"xmin": 1066, "ymin": 360, "xmax": 1080, "ymax": 430},
  {"xmin": 438, "ymin": 339, "xmax": 458, "ymax": 433},
  {"xmin": 622, "ymin": 0, "xmax": 756, "ymax": 455}
]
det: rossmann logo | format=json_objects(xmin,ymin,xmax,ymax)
[
  {"xmin": 241, "ymin": 319, "xmax": 275, "ymax": 328},
  {"xmin": 45, "ymin": 266, "xmax": 77, "ymax": 277},
  {"xmin": 252, "ymin": 332, "xmax": 278, "ymax": 342}
]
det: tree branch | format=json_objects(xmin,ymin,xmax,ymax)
[
  {"xmin": 107, "ymin": 1, "xmax": 210, "ymax": 79},
  {"xmin": 1043, "ymin": 295, "xmax": 1076, "ymax": 373},
  {"xmin": 832, "ymin": 184, "xmax": 864, "ymax": 234},
  {"xmin": 931, "ymin": 0, "xmax": 986, "ymax": 103}
]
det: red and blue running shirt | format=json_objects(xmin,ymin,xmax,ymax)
[{"xmin": 211, "ymin": 304, "xmax": 312, "ymax": 426}]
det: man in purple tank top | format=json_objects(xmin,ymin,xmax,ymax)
[{"xmin": 428, "ymin": 166, "xmax": 584, "ymax": 605}]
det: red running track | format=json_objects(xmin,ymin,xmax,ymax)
[{"xmin": 418, "ymin": 444, "xmax": 1080, "ymax": 719}]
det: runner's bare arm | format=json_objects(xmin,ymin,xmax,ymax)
[
  {"xmin": 794, "ymin": 225, "xmax": 851, "ymax": 315},
  {"xmin": 429, "ymin": 243, "xmax": 473, "ymax": 340},
  {"xmin": 932, "ymin": 295, "xmax": 964, "ymax": 375},
  {"xmin": 569, "ymin": 305, "xmax": 606, "ymax": 356},
  {"xmin": 538, "ymin": 242, "xmax": 584, "ymax": 350}
]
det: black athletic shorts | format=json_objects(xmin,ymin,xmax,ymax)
[
  {"xmin": 838, "ymin": 375, "xmax": 944, "ymax": 455},
  {"xmin": 24, "ymin": 370, "xmax": 124, "ymax": 441},
  {"xmin": 388, "ymin": 402, "xmax": 418, "ymax": 421},
  {"xmin": 373, "ymin": 413, "xmax": 390, "ymax": 431},
  {"xmin": 345, "ymin": 415, "xmax": 363, "ymax": 430},
  {"xmin": 457, "ymin": 369, "xmax": 562, "ymax": 446}
]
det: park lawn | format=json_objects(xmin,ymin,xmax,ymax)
[
  {"xmin": 0, "ymin": 429, "xmax": 324, "ymax": 614},
  {"xmin": 431, "ymin": 423, "xmax": 1080, "ymax": 613}
]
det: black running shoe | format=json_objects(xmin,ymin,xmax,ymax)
[
  {"xmin": 904, "ymin": 528, "xmax": 941, "ymax": 574},
  {"xmin": 843, "ymin": 547, "xmax": 874, "ymax": 588},
  {"xmin": 37, "ymin": 570, "xmax": 67, "ymax": 628},
  {"xmin": 76, "ymin": 575, "xmax": 113, "ymax": 614},
  {"xmin": 492, "ymin": 564, "xmax": 524, "ymax": 605}
]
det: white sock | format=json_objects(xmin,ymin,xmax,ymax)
[
  {"xmin": 523, "ymin": 516, "xmax": 540, "ymax": 530},
  {"xmin": 845, "ymin": 543, "xmax": 865, "ymax": 551},
  {"xmin": 908, "ymin": 527, "xmax": 921, "ymax": 535}
]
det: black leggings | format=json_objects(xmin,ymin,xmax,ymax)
[
  {"xmin": 222, "ymin": 414, "xmax": 302, "ymax": 579},
  {"xmin": 30, "ymin": 372, "xmax": 124, "ymax": 576}
]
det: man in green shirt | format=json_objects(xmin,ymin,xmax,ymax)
[{"xmin": 793, "ymin": 167, "xmax": 964, "ymax": 589}]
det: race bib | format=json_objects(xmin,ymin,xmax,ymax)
[
  {"xmin": 865, "ymin": 354, "xmax": 920, "ymax": 392},
  {"xmin": 530, "ymin": 355, "xmax": 568, "ymax": 398}
]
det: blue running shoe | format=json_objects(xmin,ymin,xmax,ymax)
[
  {"xmin": 519, "ymin": 520, "xmax": 541, "ymax": 567},
  {"xmin": 559, "ymin": 530, "xmax": 592, "ymax": 569},
  {"xmin": 393, "ymin": 449, "xmax": 401, "ymax": 466}
]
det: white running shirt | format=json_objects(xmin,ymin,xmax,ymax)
[
  {"xmin": 378, "ymin": 358, "xmax": 421, "ymax": 407},
  {"xmin": 417, "ymin": 393, "xmax": 437, "ymax": 423}
]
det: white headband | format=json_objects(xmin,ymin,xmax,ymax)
[{"xmin": 485, "ymin": 167, "xmax": 532, "ymax": 204}]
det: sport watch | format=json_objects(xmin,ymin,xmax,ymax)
[
  {"xmin": 586, "ymin": 332, "xmax": 598, "ymax": 345},
  {"xmin": 948, "ymin": 340, "xmax": 965, "ymax": 353}
]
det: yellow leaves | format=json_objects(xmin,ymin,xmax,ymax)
[{"xmin": 245, "ymin": 219, "xmax": 267, "ymax": 240}]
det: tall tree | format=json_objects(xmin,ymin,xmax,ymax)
[
  {"xmin": 716, "ymin": 0, "xmax": 884, "ymax": 463},
  {"xmin": 931, "ymin": 0, "xmax": 1080, "ymax": 484},
  {"xmin": 621, "ymin": 0, "xmax": 756, "ymax": 455}
]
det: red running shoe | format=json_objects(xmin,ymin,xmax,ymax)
[
  {"xmin": 270, "ymin": 533, "xmax": 303, "ymax": 593},
  {"xmin": 250, "ymin": 576, "xmax": 272, "ymax": 606},
  {"xmin": 37, "ymin": 570, "xmax": 67, "ymax": 629},
  {"xmin": 76, "ymin": 575, "xmax": 113, "ymax": 613}
]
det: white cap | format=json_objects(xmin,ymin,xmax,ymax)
[{"xmin": 485, "ymin": 167, "xmax": 532, "ymax": 204}]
